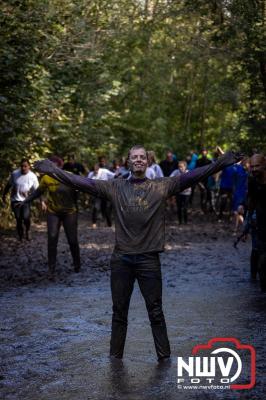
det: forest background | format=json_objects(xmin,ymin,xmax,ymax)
[{"xmin": 0, "ymin": 0, "xmax": 265, "ymax": 224}]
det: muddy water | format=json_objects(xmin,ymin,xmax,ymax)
[{"xmin": 0, "ymin": 216, "xmax": 265, "ymax": 400}]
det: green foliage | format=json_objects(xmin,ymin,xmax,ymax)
[{"xmin": 0, "ymin": 0, "xmax": 265, "ymax": 221}]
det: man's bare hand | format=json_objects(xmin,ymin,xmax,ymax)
[
  {"xmin": 34, "ymin": 159, "xmax": 56, "ymax": 174},
  {"xmin": 41, "ymin": 201, "xmax": 47, "ymax": 212},
  {"xmin": 216, "ymin": 146, "xmax": 224, "ymax": 155}
]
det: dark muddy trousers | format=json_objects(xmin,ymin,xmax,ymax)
[
  {"xmin": 250, "ymin": 249, "xmax": 259, "ymax": 279},
  {"xmin": 176, "ymin": 194, "xmax": 189, "ymax": 224},
  {"xmin": 110, "ymin": 252, "xmax": 170, "ymax": 360},
  {"xmin": 258, "ymin": 240, "xmax": 266, "ymax": 291},
  {"xmin": 218, "ymin": 188, "xmax": 232, "ymax": 219},
  {"xmin": 47, "ymin": 212, "xmax": 80, "ymax": 270},
  {"xmin": 198, "ymin": 184, "xmax": 209, "ymax": 213},
  {"xmin": 11, "ymin": 201, "xmax": 31, "ymax": 239},
  {"xmin": 92, "ymin": 198, "xmax": 112, "ymax": 227},
  {"xmin": 102, "ymin": 199, "xmax": 112, "ymax": 227}
]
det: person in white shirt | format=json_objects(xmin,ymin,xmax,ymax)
[
  {"xmin": 88, "ymin": 166, "xmax": 115, "ymax": 181},
  {"xmin": 147, "ymin": 151, "xmax": 164, "ymax": 178},
  {"xmin": 170, "ymin": 161, "xmax": 192, "ymax": 224},
  {"xmin": 2, "ymin": 158, "xmax": 39, "ymax": 240},
  {"xmin": 145, "ymin": 166, "xmax": 156, "ymax": 179},
  {"xmin": 88, "ymin": 163, "xmax": 115, "ymax": 227}
]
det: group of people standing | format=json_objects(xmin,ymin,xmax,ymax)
[{"xmin": 2, "ymin": 148, "xmax": 266, "ymax": 292}]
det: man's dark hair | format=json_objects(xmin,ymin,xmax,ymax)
[{"xmin": 20, "ymin": 158, "xmax": 30, "ymax": 166}]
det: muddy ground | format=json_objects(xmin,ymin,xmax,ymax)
[{"xmin": 0, "ymin": 211, "xmax": 265, "ymax": 400}]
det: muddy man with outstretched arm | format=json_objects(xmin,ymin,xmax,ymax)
[{"xmin": 35, "ymin": 146, "xmax": 243, "ymax": 362}]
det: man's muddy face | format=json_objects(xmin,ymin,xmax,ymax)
[
  {"xmin": 250, "ymin": 155, "xmax": 265, "ymax": 178},
  {"xmin": 129, "ymin": 148, "xmax": 148, "ymax": 175}
]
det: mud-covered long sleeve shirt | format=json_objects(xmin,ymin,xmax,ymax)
[{"xmin": 35, "ymin": 152, "xmax": 239, "ymax": 254}]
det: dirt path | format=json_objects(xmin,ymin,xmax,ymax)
[{"xmin": 0, "ymin": 215, "xmax": 265, "ymax": 400}]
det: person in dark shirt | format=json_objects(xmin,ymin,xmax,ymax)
[
  {"xmin": 248, "ymin": 154, "xmax": 266, "ymax": 292},
  {"xmin": 160, "ymin": 150, "xmax": 179, "ymax": 212},
  {"xmin": 159, "ymin": 150, "xmax": 179, "ymax": 177},
  {"xmin": 63, "ymin": 154, "xmax": 85, "ymax": 176},
  {"xmin": 232, "ymin": 162, "xmax": 249, "ymax": 234},
  {"xmin": 195, "ymin": 148, "xmax": 213, "ymax": 213},
  {"xmin": 96, "ymin": 155, "xmax": 113, "ymax": 224},
  {"xmin": 196, "ymin": 148, "xmax": 212, "ymax": 168},
  {"xmin": 218, "ymin": 165, "xmax": 235, "ymax": 220},
  {"xmin": 34, "ymin": 146, "xmax": 242, "ymax": 361}
]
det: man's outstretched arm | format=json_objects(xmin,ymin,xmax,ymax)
[
  {"xmin": 34, "ymin": 160, "xmax": 108, "ymax": 198},
  {"xmin": 178, "ymin": 152, "xmax": 242, "ymax": 193}
]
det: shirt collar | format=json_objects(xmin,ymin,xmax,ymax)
[{"xmin": 128, "ymin": 176, "xmax": 147, "ymax": 184}]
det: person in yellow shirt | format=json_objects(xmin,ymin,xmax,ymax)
[{"xmin": 22, "ymin": 156, "xmax": 81, "ymax": 276}]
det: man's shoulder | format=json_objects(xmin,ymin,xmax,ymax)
[
  {"xmin": 150, "ymin": 176, "xmax": 180, "ymax": 196},
  {"xmin": 149, "ymin": 176, "xmax": 175, "ymax": 189},
  {"xmin": 94, "ymin": 177, "xmax": 116, "ymax": 189}
]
